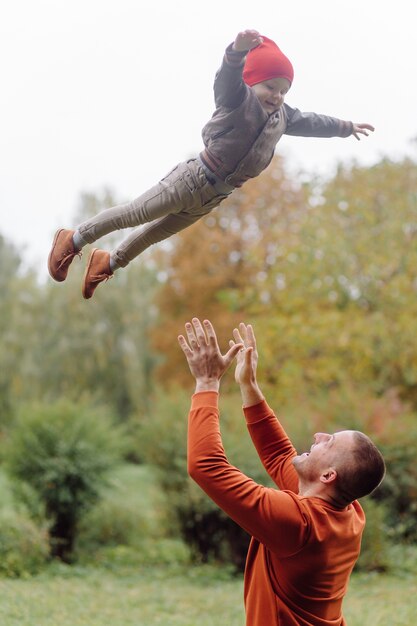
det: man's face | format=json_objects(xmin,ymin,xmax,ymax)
[
  {"xmin": 292, "ymin": 430, "xmax": 356, "ymax": 483},
  {"xmin": 252, "ymin": 76, "xmax": 291, "ymax": 114}
]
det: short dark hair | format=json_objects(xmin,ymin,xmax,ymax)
[{"xmin": 336, "ymin": 431, "xmax": 385, "ymax": 503}]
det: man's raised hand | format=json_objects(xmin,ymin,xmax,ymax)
[
  {"xmin": 229, "ymin": 322, "xmax": 258, "ymax": 386},
  {"xmin": 178, "ymin": 318, "xmax": 242, "ymax": 392},
  {"xmin": 230, "ymin": 323, "xmax": 263, "ymax": 407}
]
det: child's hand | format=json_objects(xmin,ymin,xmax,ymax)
[
  {"xmin": 232, "ymin": 30, "xmax": 263, "ymax": 53},
  {"xmin": 352, "ymin": 123, "xmax": 375, "ymax": 141}
]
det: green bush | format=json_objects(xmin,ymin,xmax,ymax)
[
  {"xmin": 0, "ymin": 509, "xmax": 49, "ymax": 577},
  {"xmin": 74, "ymin": 462, "xmax": 190, "ymax": 567},
  {"xmin": 76, "ymin": 497, "xmax": 151, "ymax": 550},
  {"xmin": 375, "ymin": 419, "xmax": 417, "ymax": 541},
  {"xmin": 0, "ymin": 467, "xmax": 20, "ymax": 509},
  {"xmin": 355, "ymin": 498, "xmax": 389, "ymax": 572},
  {"xmin": 85, "ymin": 539, "xmax": 191, "ymax": 569},
  {"xmin": 76, "ymin": 463, "xmax": 171, "ymax": 552},
  {"xmin": 4, "ymin": 400, "xmax": 126, "ymax": 562}
]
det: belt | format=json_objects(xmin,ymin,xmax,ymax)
[{"xmin": 197, "ymin": 156, "xmax": 235, "ymax": 196}]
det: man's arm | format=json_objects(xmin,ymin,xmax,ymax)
[
  {"xmin": 187, "ymin": 391, "xmax": 309, "ymax": 556},
  {"xmin": 283, "ymin": 103, "xmax": 375, "ymax": 140},
  {"xmin": 231, "ymin": 323, "xmax": 299, "ymax": 492},
  {"xmin": 178, "ymin": 318, "xmax": 310, "ymax": 556}
]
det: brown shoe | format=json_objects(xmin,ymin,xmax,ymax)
[
  {"xmin": 48, "ymin": 229, "xmax": 81, "ymax": 282},
  {"xmin": 82, "ymin": 248, "xmax": 113, "ymax": 299}
]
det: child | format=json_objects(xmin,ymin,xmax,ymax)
[{"xmin": 48, "ymin": 29, "xmax": 374, "ymax": 299}]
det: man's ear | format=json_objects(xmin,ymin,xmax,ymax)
[{"xmin": 320, "ymin": 468, "xmax": 337, "ymax": 484}]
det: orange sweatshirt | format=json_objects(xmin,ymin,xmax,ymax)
[{"xmin": 187, "ymin": 392, "xmax": 365, "ymax": 626}]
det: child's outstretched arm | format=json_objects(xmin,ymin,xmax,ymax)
[
  {"xmin": 232, "ymin": 29, "xmax": 263, "ymax": 52},
  {"xmin": 352, "ymin": 122, "xmax": 375, "ymax": 141},
  {"xmin": 284, "ymin": 105, "xmax": 374, "ymax": 141},
  {"xmin": 213, "ymin": 30, "xmax": 262, "ymax": 109}
]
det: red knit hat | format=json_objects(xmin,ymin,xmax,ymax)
[{"xmin": 243, "ymin": 36, "xmax": 294, "ymax": 86}]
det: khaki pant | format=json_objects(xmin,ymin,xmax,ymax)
[{"xmin": 78, "ymin": 159, "xmax": 229, "ymax": 267}]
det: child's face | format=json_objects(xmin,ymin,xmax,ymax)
[{"xmin": 252, "ymin": 77, "xmax": 291, "ymax": 114}]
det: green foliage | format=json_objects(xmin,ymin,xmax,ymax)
[
  {"xmin": 4, "ymin": 400, "xmax": 126, "ymax": 561},
  {"xmin": 374, "ymin": 416, "xmax": 417, "ymax": 540},
  {"xmin": 0, "ymin": 190, "xmax": 160, "ymax": 423},
  {"xmin": 0, "ymin": 509, "xmax": 49, "ymax": 578},
  {"xmin": 75, "ymin": 464, "xmax": 169, "ymax": 553},
  {"xmin": 0, "ymin": 233, "xmax": 36, "ymax": 429},
  {"xmin": 355, "ymin": 498, "xmax": 389, "ymax": 572},
  {"xmin": 85, "ymin": 539, "xmax": 192, "ymax": 570},
  {"xmin": 31, "ymin": 257, "xmax": 160, "ymax": 422},
  {"xmin": 247, "ymin": 158, "xmax": 417, "ymax": 406},
  {"xmin": 151, "ymin": 155, "xmax": 309, "ymax": 386},
  {"xmin": 72, "ymin": 462, "xmax": 191, "ymax": 569},
  {"xmin": 1, "ymin": 155, "xmax": 417, "ymax": 572}
]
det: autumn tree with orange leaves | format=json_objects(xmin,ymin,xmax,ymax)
[{"xmin": 151, "ymin": 154, "xmax": 309, "ymax": 386}]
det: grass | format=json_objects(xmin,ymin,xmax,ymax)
[
  {"xmin": 345, "ymin": 571, "xmax": 417, "ymax": 626},
  {"xmin": 0, "ymin": 561, "xmax": 416, "ymax": 626},
  {"xmin": 0, "ymin": 464, "xmax": 416, "ymax": 625},
  {"xmin": 0, "ymin": 564, "xmax": 244, "ymax": 626}
]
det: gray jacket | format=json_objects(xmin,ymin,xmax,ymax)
[{"xmin": 200, "ymin": 44, "xmax": 353, "ymax": 188}]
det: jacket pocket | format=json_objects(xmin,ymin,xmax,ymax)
[{"xmin": 211, "ymin": 126, "xmax": 233, "ymax": 140}]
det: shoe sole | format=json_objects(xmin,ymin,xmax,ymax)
[
  {"xmin": 82, "ymin": 248, "xmax": 98, "ymax": 299},
  {"xmin": 47, "ymin": 229, "xmax": 66, "ymax": 282}
]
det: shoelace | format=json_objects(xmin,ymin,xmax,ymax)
[
  {"xmin": 57, "ymin": 249, "xmax": 82, "ymax": 270},
  {"xmin": 90, "ymin": 272, "xmax": 113, "ymax": 285}
]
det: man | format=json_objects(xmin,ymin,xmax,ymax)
[{"xmin": 178, "ymin": 317, "xmax": 385, "ymax": 626}]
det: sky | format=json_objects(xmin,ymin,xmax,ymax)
[{"xmin": 1, "ymin": 0, "xmax": 417, "ymax": 277}]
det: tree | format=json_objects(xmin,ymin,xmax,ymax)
[
  {"xmin": 251, "ymin": 156, "xmax": 417, "ymax": 407},
  {"xmin": 0, "ymin": 234, "xmax": 40, "ymax": 428},
  {"xmin": 5, "ymin": 401, "xmax": 125, "ymax": 562},
  {"xmin": 6, "ymin": 189, "xmax": 161, "ymax": 421},
  {"xmin": 151, "ymin": 155, "xmax": 309, "ymax": 386}
]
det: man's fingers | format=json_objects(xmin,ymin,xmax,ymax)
[
  {"xmin": 245, "ymin": 346, "xmax": 253, "ymax": 363},
  {"xmin": 178, "ymin": 334, "xmax": 192, "ymax": 356},
  {"xmin": 203, "ymin": 319, "xmax": 220, "ymax": 349},
  {"xmin": 186, "ymin": 319, "xmax": 206, "ymax": 347},
  {"xmin": 233, "ymin": 327, "xmax": 244, "ymax": 345},
  {"xmin": 238, "ymin": 322, "xmax": 248, "ymax": 340},
  {"xmin": 246, "ymin": 324, "xmax": 257, "ymax": 349},
  {"xmin": 235, "ymin": 322, "xmax": 257, "ymax": 351},
  {"xmin": 224, "ymin": 342, "xmax": 244, "ymax": 365},
  {"xmin": 185, "ymin": 322, "xmax": 198, "ymax": 348},
  {"xmin": 191, "ymin": 317, "xmax": 208, "ymax": 345}
]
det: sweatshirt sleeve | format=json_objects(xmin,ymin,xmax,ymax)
[
  {"xmin": 187, "ymin": 392, "xmax": 310, "ymax": 557},
  {"xmin": 283, "ymin": 103, "xmax": 353, "ymax": 138},
  {"xmin": 244, "ymin": 400, "xmax": 300, "ymax": 493},
  {"xmin": 213, "ymin": 43, "xmax": 249, "ymax": 109}
]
